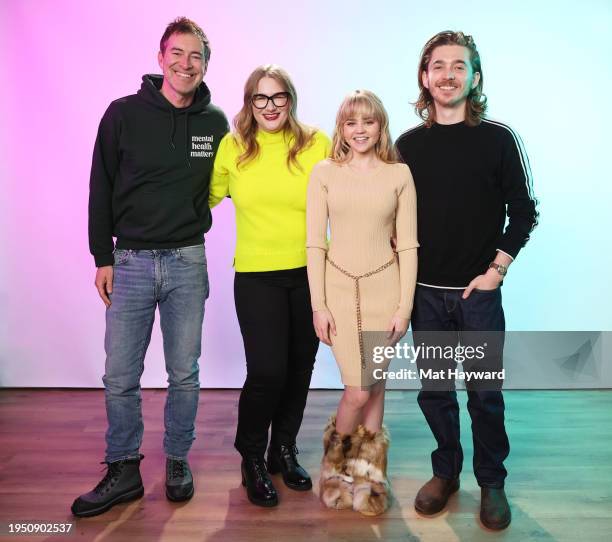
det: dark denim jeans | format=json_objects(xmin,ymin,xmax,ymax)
[
  {"xmin": 411, "ymin": 285, "xmax": 510, "ymax": 488},
  {"xmin": 103, "ymin": 245, "xmax": 208, "ymax": 462}
]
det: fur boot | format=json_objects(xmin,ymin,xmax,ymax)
[
  {"xmin": 319, "ymin": 415, "xmax": 362, "ymax": 510},
  {"xmin": 349, "ymin": 425, "xmax": 392, "ymax": 516}
]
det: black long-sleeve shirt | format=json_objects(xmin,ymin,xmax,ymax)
[
  {"xmin": 395, "ymin": 119, "xmax": 538, "ymax": 287},
  {"xmin": 88, "ymin": 75, "xmax": 229, "ymax": 267}
]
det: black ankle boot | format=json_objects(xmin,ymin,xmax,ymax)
[
  {"xmin": 267, "ymin": 444, "xmax": 312, "ymax": 491},
  {"xmin": 166, "ymin": 458, "xmax": 194, "ymax": 502},
  {"xmin": 241, "ymin": 456, "xmax": 278, "ymax": 507},
  {"xmin": 71, "ymin": 454, "xmax": 145, "ymax": 517}
]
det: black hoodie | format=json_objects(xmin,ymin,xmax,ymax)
[{"xmin": 88, "ymin": 75, "xmax": 229, "ymax": 267}]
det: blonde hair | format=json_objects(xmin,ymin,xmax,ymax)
[
  {"xmin": 232, "ymin": 64, "xmax": 316, "ymax": 170},
  {"xmin": 415, "ymin": 30, "xmax": 487, "ymax": 127},
  {"xmin": 330, "ymin": 90, "xmax": 398, "ymax": 164}
]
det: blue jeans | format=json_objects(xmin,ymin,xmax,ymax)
[
  {"xmin": 103, "ymin": 245, "xmax": 209, "ymax": 463},
  {"xmin": 411, "ymin": 285, "xmax": 509, "ymax": 488}
]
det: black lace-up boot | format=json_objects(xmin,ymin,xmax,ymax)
[
  {"xmin": 165, "ymin": 458, "xmax": 194, "ymax": 502},
  {"xmin": 241, "ymin": 456, "xmax": 278, "ymax": 507},
  {"xmin": 267, "ymin": 444, "xmax": 312, "ymax": 491},
  {"xmin": 71, "ymin": 454, "xmax": 144, "ymax": 517}
]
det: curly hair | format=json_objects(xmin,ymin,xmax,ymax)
[{"xmin": 415, "ymin": 30, "xmax": 486, "ymax": 126}]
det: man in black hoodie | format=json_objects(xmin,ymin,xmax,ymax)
[{"xmin": 72, "ymin": 17, "xmax": 228, "ymax": 517}]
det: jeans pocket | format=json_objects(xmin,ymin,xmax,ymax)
[
  {"xmin": 113, "ymin": 249, "xmax": 131, "ymax": 266},
  {"xmin": 178, "ymin": 245, "xmax": 206, "ymax": 265},
  {"xmin": 463, "ymin": 288, "xmax": 504, "ymax": 331}
]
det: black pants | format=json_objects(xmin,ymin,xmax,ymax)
[
  {"xmin": 233, "ymin": 267, "xmax": 319, "ymax": 457},
  {"xmin": 411, "ymin": 285, "xmax": 509, "ymax": 488}
]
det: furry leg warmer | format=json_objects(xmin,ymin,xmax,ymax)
[
  {"xmin": 348, "ymin": 425, "xmax": 392, "ymax": 516},
  {"xmin": 319, "ymin": 415, "xmax": 360, "ymax": 510}
]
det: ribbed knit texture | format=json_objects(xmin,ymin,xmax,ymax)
[
  {"xmin": 209, "ymin": 129, "xmax": 330, "ymax": 272},
  {"xmin": 306, "ymin": 160, "xmax": 419, "ymax": 319},
  {"xmin": 306, "ymin": 159, "xmax": 419, "ymax": 385}
]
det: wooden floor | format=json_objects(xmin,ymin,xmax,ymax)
[{"xmin": 0, "ymin": 389, "xmax": 611, "ymax": 542}]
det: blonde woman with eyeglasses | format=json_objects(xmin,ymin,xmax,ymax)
[{"xmin": 209, "ymin": 65, "xmax": 330, "ymax": 508}]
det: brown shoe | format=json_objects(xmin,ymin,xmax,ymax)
[
  {"xmin": 414, "ymin": 475, "xmax": 459, "ymax": 515},
  {"xmin": 480, "ymin": 487, "xmax": 511, "ymax": 530}
]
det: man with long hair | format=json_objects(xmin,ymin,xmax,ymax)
[
  {"xmin": 396, "ymin": 31, "xmax": 538, "ymax": 530},
  {"xmin": 72, "ymin": 17, "xmax": 228, "ymax": 517}
]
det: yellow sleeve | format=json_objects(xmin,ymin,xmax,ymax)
[
  {"xmin": 306, "ymin": 164, "xmax": 329, "ymax": 311},
  {"xmin": 395, "ymin": 165, "xmax": 419, "ymax": 319},
  {"xmin": 319, "ymin": 130, "xmax": 332, "ymax": 158},
  {"xmin": 209, "ymin": 134, "xmax": 233, "ymax": 209}
]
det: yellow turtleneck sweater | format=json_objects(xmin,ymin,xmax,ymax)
[{"xmin": 209, "ymin": 128, "xmax": 331, "ymax": 272}]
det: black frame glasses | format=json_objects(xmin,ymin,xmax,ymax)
[{"xmin": 251, "ymin": 92, "xmax": 290, "ymax": 109}]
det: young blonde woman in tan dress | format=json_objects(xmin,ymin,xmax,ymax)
[{"xmin": 306, "ymin": 90, "xmax": 418, "ymax": 515}]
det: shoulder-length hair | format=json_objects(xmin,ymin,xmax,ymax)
[
  {"xmin": 415, "ymin": 30, "xmax": 487, "ymax": 127},
  {"xmin": 330, "ymin": 89, "xmax": 397, "ymax": 164},
  {"xmin": 233, "ymin": 64, "xmax": 315, "ymax": 170}
]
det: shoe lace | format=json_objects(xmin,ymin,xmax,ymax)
[
  {"xmin": 248, "ymin": 457, "xmax": 270, "ymax": 484},
  {"xmin": 94, "ymin": 461, "xmax": 123, "ymax": 494},
  {"xmin": 280, "ymin": 444, "xmax": 300, "ymax": 465},
  {"xmin": 169, "ymin": 459, "xmax": 186, "ymax": 480},
  {"xmin": 254, "ymin": 460, "xmax": 267, "ymax": 479}
]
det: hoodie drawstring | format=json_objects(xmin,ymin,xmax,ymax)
[
  {"xmin": 169, "ymin": 110, "xmax": 177, "ymax": 150},
  {"xmin": 168, "ymin": 109, "xmax": 191, "ymax": 168},
  {"xmin": 185, "ymin": 111, "xmax": 191, "ymax": 169}
]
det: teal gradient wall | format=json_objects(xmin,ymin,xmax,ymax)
[{"xmin": 0, "ymin": 0, "xmax": 610, "ymax": 387}]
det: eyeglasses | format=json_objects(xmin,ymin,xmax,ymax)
[{"xmin": 251, "ymin": 92, "xmax": 290, "ymax": 109}]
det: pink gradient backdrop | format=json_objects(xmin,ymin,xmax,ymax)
[{"xmin": 1, "ymin": 1, "xmax": 610, "ymax": 387}]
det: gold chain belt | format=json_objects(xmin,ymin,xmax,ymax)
[{"xmin": 327, "ymin": 256, "xmax": 396, "ymax": 369}]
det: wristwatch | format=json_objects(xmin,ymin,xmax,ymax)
[{"xmin": 488, "ymin": 262, "xmax": 508, "ymax": 276}]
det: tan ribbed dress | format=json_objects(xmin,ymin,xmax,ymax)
[{"xmin": 306, "ymin": 159, "xmax": 419, "ymax": 386}]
